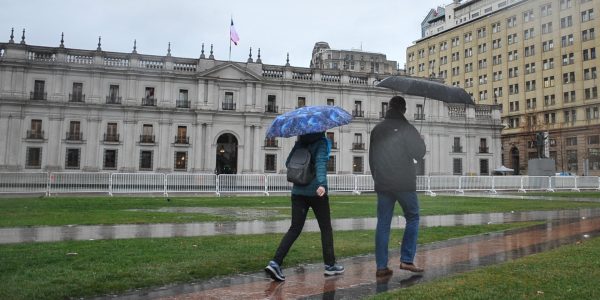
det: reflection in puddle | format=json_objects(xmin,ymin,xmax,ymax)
[{"xmin": 2, "ymin": 208, "xmax": 600, "ymax": 245}]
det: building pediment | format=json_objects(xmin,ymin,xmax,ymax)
[{"xmin": 199, "ymin": 62, "xmax": 262, "ymax": 81}]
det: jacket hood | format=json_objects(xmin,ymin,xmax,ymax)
[{"xmin": 299, "ymin": 132, "xmax": 325, "ymax": 144}]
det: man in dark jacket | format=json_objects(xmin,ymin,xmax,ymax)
[{"xmin": 369, "ymin": 96, "xmax": 426, "ymax": 277}]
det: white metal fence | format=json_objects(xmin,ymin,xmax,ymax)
[{"xmin": 0, "ymin": 173, "xmax": 598, "ymax": 196}]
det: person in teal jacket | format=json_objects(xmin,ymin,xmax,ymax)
[{"xmin": 265, "ymin": 132, "xmax": 344, "ymax": 281}]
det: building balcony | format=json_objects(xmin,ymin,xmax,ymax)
[
  {"xmin": 26, "ymin": 130, "xmax": 44, "ymax": 140},
  {"xmin": 222, "ymin": 102, "xmax": 236, "ymax": 110},
  {"xmin": 65, "ymin": 132, "xmax": 83, "ymax": 141},
  {"xmin": 414, "ymin": 113, "xmax": 426, "ymax": 120},
  {"xmin": 106, "ymin": 96, "xmax": 122, "ymax": 104},
  {"xmin": 379, "ymin": 111, "xmax": 386, "ymax": 119},
  {"xmin": 265, "ymin": 105, "xmax": 279, "ymax": 113},
  {"xmin": 174, "ymin": 135, "xmax": 190, "ymax": 144},
  {"xmin": 352, "ymin": 110, "xmax": 364, "ymax": 118},
  {"xmin": 352, "ymin": 142, "xmax": 365, "ymax": 150},
  {"xmin": 452, "ymin": 145, "xmax": 463, "ymax": 153},
  {"xmin": 176, "ymin": 100, "xmax": 190, "ymax": 108},
  {"xmin": 264, "ymin": 139, "xmax": 279, "ymax": 148},
  {"xmin": 103, "ymin": 133, "xmax": 120, "ymax": 143},
  {"xmin": 30, "ymin": 92, "xmax": 47, "ymax": 100},
  {"xmin": 479, "ymin": 146, "xmax": 489, "ymax": 153},
  {"xmin": 69, "ymin": 93, "xmax": 85, "ymax": 102},
  {"xmin": 142, "ymin": 97, "xmax": 157, "ymax": 106},
  {"xmin": 139, "ymin": 134, "xmax": 155, "ymax": 144},
  {"xmin": 330, "ymin": 141, "xmax": 338, "ymax": 149}
]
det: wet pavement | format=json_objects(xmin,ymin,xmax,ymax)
[
  {"xmin": 2, "ymin": 208, "xmax": 600, "ymax": 244},
  {"xmin": 92, "ymin": 216, "xmax": 600, "ymax": 300}
]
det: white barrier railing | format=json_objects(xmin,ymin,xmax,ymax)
[
  {"xmin": 111, "ymin": 173, "xmax": 166, "ymax": 195},
  {"xmin": 1, "ymin": 173, "xmax": 599, "ymax": 196},
  {"xmin": 166, "ymin": 174, "xmax": 217, "ymax": 195},
  {"xmin": 266, "ymin": 174, "xmax": 292, "ymax": 193},
  {"xmin": 49, "ymin": 172, "xmax": 111, "ymax": 194},
  {"xmin": 0, "ymin": 172, "xmax": 48, "ymax": 194},
  {"xmin": 218, "ymin": 174, "xmax": 267, "ymax": 195},
  {"xmin": 328, "ymin": 175, "xmax": 356, "ymax": 193}
]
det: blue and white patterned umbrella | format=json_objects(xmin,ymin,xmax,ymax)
[{"xmin": 266, "ymin": 106, "xmax": 353, "ymax": 138}]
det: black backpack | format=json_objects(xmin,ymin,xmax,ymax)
[{"xmin": 286, "ymin": 145, "xmax": 315, "ymax": 186}]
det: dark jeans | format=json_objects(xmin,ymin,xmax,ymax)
[{"xmin": 273, "ymin": 194, "xmax": 336, "ymax": 266}]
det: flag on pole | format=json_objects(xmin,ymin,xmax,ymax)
[{"xmin": 230, "ymin": 19, "xmax": 239, "ymax": 45}]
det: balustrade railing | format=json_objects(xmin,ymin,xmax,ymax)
[
  {"xmin": 106, "ymin": 96, "xmax": 122, "ymax": 104},
  {"xmin": 69, "ymin": 93, "xmax": 85, "ymax": 102}
]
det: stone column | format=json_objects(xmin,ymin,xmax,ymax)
[
  {"xmin": 252, "ymin": 125, "xmax": 261, "ymax": 172},
  {"xmin": 157, "ymin": 120, "xmax": 172, "ymax": 172},
  {"xmin": 245, "ymin": 82, "xmax": 253, "ymax": 110},
  {"xmin": 84, "ymin": 118, "xmax": 101, "ymax": 171},
  {"xmin": 204, "ymin": 124, "xmax": 213, "ymax": 172},
  {"xmin": 0, "ymin": 116, "xmax": 8, "ymax": 168},
  {"xmin": 46, "ymin": 116, "xmax": 63, "ymax": 171},
  {"xmin": 122, "ymin": 120, "xmax": 136, "ymax": 172},
  {"xmin": 191, "ymin": 122, "xmax": 204, "ymax": 172},
  {"xmin": 242, "ymin": 125, "xmax": 251, "ymax": 173}
]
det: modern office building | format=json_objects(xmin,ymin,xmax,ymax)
[
  {"xmin": 310, "ymin": 42, "xmax": 399, "ymax": 75},
  {"xmin": 0, "ymin": 33, "xmax": 501, "ymax": 175},
  {"xmin": 406, "ymin": 0, "xmax": 599, "ymax": 175}
]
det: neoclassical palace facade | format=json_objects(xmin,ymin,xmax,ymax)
[{"xmin": 0, "ymin": 36, "xmax": 502, "ymax": 175}]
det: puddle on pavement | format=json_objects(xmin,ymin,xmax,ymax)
[{"xmin": 2, "ymin": 208, "xmax": 600, "ymax": 245}]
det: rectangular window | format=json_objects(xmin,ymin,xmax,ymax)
[
  {"xmin": 25, "ymin": 147, "xmax": 42, "ymax": 168},
  {"xmin": 65, "ymin": 148, "xmax": 80, "ymax": 169},
  {"xmin": 141, "ymin": 124, "xmax": 154, "ymax": 143},
  {"xmin": 264, "ymin": 154, "xmax": 276, "ymax": 172},
  {"xmin": 480, "ymin": 159, "xmax": 489, "ymax": 175},
  {"xmin": 567, "ymin": 149, "xmax": 578, "ymax": 172},
  {"xmin": 453, "ymin": 137, "xmax": 462, "ymax": 152},
  {"xmin": 353, "ymin": 101, "xmax": 363, "ymax": 118},
  {"xmin": 352, "ymin": 156, "xmax": 364, "ymax": 173},
  {"xmin": 143, "ymin": 87, "xmax": 156, "ymax": 106},
  {"xmin": 297, "ymin": 96, "xmax": 306, "ymax": 108},
  {"xmin": 582, "ymin": 28, "xmax": 595, "ymax": 41},
  {"xmin": 67, "ymin": 121, "xmax": 81, "ymax": 140},
  {"xmin": 560, "ymin": 16, "xmax": 573, "ymax": 28},
  {"xmin": 28, "ymin": 119, "xmax": 43, "ymax": 139},
  {"xmin": 103, "ymin": 149, "xmax": 117, "ymax": 170},
  {"xmin": 589, "ymin": 135, "xmax": 600, "ymax": 145},
  {"xmin": 176, "ymin": 126, "xmax": 188, "ymax": 144},
  {"xmin": 105, "ymin": 122, "xmax": 118, "ymax": 142},
  {"xmin": 139, "ymin": 150, "xmax": 153, "ymax": 170},
  {"xmin": 108, "ymin": 84, "xmax": 120, "ymax": 104},
  {"xmin": 32, "ymin": 80, "xmax": 46, "ymax": 100},
  {"xmin": 327, "ymin": 155, "xmax": 336, "ymax": 173},
  {"xmin": 177, "ymin": 89, "xmax": 189, "ymax": 108},
  {"xmin": 71, "ymin": 82, "xmax": 84, "ymax": 102},
  {"xmin": 223, "ymin": 92, "xmax": 235, "ymax": 110},
  {"xmin": 453, "ymin": 158, "xmax": 463, "ymax": 175},
  {"xmin": 266, "ymin": 95, "xmax": 278, "ymax": 113},
  {"xmin": 326, "ymin": 98, "xmax": 334, "ymax": 106},
  {"xmin": 590, "ymin": 148, "xmax": 600, "ymax": 170},
  {"xmin": 542, "ymin": 22, "xmax": 553, "ymax": 34},
  {"xmin": 174, "ymin": 151, "xmax": 188, "ymax": 171}
]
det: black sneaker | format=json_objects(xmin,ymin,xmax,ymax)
[
  {"xmin": 265, "ymin": 260, "xmax": 285, "ymax": 281},
  {"xmin": 324, "ymin": 264, "xmax": 345, "ymax": 276}
]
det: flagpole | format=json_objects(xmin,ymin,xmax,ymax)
[{"xmin": 229, "ymin": 15, "xmax": 232, "ymax": 61}]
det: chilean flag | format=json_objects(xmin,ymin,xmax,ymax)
[{"xmin": 230, "ymin": 19, "xmax": 240, "ymax": 45}]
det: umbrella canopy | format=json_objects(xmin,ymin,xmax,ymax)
[
  {"xmin": 266, "ymin": 105, "xmax": 353, "ymax": 138},
  {"xmin": 493, "ymin": 165, "xmax": 514, "ymax": 172},
  {"xmin": 377, "ymin": 76, "xmax": 475, "ymax": 105}
]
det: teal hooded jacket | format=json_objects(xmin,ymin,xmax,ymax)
[{"xmin": 286, "ymin": 134, "xmax": 330, "ymax": 196}]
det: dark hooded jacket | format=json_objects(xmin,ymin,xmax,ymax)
[{"xmin": 369, "ymin": 109, "xmax": 426, "ymax": 192}]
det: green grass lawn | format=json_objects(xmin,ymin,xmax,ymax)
[
  {"xmin": 1, "ymin": 194, "xmax": 600, "ymax": 227},
  {"xmin": 374, "ymin": 236, "xmax": 600, "ymax": 300},
  {"xmin": 0, "ymin": 223, "xmax": 539, "ymax": 300}
]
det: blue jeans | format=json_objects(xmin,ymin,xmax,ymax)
[{"xmin": 375, "ymin": 191, "xmax": 420, "ymax": 270}]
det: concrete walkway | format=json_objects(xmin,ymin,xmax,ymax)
[{"xmin": 91, "ymin": 216, "xmax": 600, "ymax": 299}]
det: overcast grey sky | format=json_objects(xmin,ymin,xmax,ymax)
[{"xmin": 1, "ymin": 0, "xmax": 447, "ymax": 68}]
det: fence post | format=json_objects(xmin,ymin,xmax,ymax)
[
  {"xmin": 353, "ymin": 175, "xmax": 360, "ymax": 195},
  {"xmin": 216, "ymin": 174, "xmax": 221, "ymax": 197},
  {"xmin": 547, "ymin": 176, "xmax": 555, "ymax": 192},
  {"xmin": 109, "ymin": 173, "xmax": 113, "ymax": 196},
  {"xmin": 518, "ymin": 176, "xmax": 526, "ymax": 193},
  {"xmin": 46, "ymin": 172, "xmax": 51, "ymax": 197},
  {"xmin": 490, "ymin": 176, "xmax": 497, "ymax": 194},
  {"xmin": 426, "ymin": 176, "xmax": 436, "ymax": 197},
  {"xmin": 263, "ymin": 174, "xmax": 269, "ymax": 196},
  {"xmin": 573, "ymin": 176, "xmax": 580, "ymax": 192},
  {"xmin": 457, "ymin": 176, "xmax": 465, "ymax": 194},
  {"xmin": 164, "ymin": 174, "xmax": 169, "ymax": 197}
]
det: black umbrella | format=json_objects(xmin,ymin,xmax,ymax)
[{"xmin": 376, "ymin": 76, "xmax": 475, "ymax": 105}]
